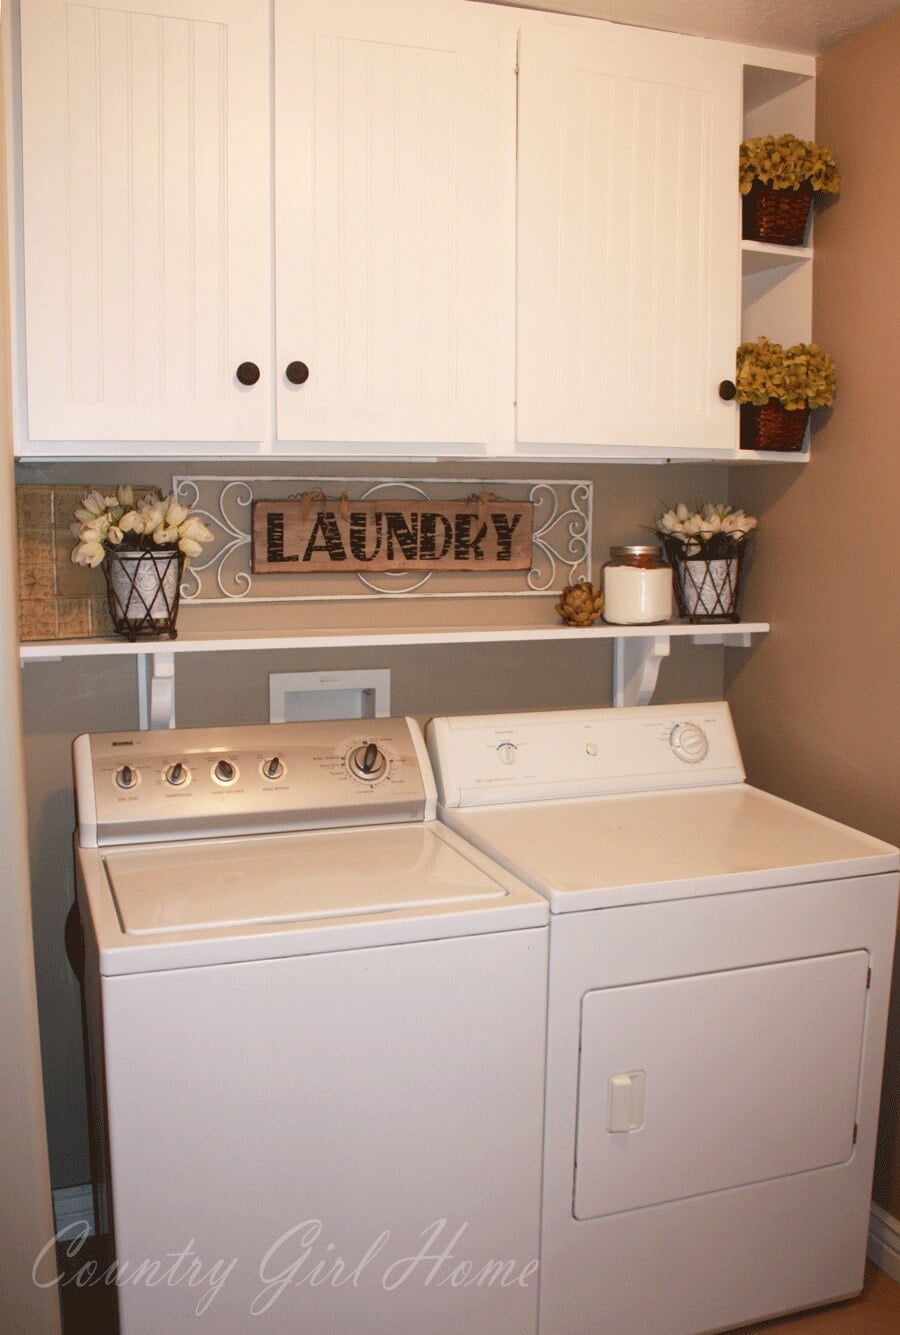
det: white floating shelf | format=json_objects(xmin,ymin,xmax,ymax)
[
  {"xmin": 20, "ymin": 623, "xmax": 768, "ymax": 728},
  {"xmin": 741, "ymin": 239, "xmax": 812, "ymax": 274}
]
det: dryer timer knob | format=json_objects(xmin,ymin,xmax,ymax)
[{"xmin": 670, "ymin": 722, "xmax": 709, "ymax": 764}]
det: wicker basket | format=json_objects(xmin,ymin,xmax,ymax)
[
  {"xmin": 740, "ymin": 400, "xmax": 810, "ymax": 452},
  {"xmin": 742, "ymin": 180, "xmax": 813, "ymax": 246}
]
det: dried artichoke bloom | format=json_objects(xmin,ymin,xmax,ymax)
[{"xmin": 556, "ymin": 581, "xmax": 604, "ymax": 627}]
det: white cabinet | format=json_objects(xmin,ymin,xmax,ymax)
[
  {"xmin": 516, "ymin": 20, "xmax": 742, "ymax": 454},
  {"xmin": 274, "ymin": 0, "xmax": 512, "ymax": 449},
  {"xmin": 18, "ymin": 0, "xmax": 270, "ymax": 443},
  {"xmin": 15, "ymin": 0, "xmax": 512, "ymax": 453},
  {"xmin": 12, "ymin": 2, "xmax": 813, "ymax": 459}
]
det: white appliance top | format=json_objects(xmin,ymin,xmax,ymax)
[
  {"xmin": 79, "ymin": 821, "xmax": 548, "ymax": 973},
  {"xmin": 426, "ymin": 703, "xmax": 899, "ymax": 910},
  {"xmin": 74, "ymin": 717, "xmax": 548, "ymax": 973}
]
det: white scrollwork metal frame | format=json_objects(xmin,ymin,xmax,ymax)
[{"xmin": 172, "ymin": 476, "xmax": 592, "ymax": 604}]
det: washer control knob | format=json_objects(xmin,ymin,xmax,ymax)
[
  {"xmin": 497, "ymin": 742, "xmax": 518, "ymax": 766},
  {"xmin": 214, "ymin": 759, "xmax": 237, "ymax": 784},
  {"xmin": 586, "ymin": 741, "xmax": 598, "ymax": 757},
  {"xmin": 670, "ymin": 723, "xmax": 709, "ymax": 764},
  {"xmin": 262, "ymin": 756, "xmax": 285, "ymax": 782},
  {"xmin": 115, "ymin": 764, "xmax": 138, "ymax": 790},
  {"xmin": 166, "ymin": 761, "xmax": 188, "ymax": 787},
  {"xmin": 347, "ymin": 742, "xmax": 388, "ymax": 782}
]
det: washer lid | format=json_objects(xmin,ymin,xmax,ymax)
[
  {"xmin": 105, "ymin": 824, "xmax": 511, "ymax": 934},
  {"xmin": 441, "ymin": 785, "xmax": 899, "ymax": 910}
]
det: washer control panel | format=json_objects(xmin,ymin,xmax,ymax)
[
  {"xmin": 75, "ymin": 717, "xmax": 432, "ymax": 847},
  {"xmin": 427, "ymin": 702, "xmax": 745, "ymax": 808}
]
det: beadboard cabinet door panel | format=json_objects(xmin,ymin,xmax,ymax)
[
  {"xmin": 517, "ymin": 21, "xmax": 741, "ymax": 453},
  {"xmin": 19, "ymin": 0, "xmax": 270, "ymax": 443},
  {"xmin": 274, "ymin": 0, "xmax": 511, "ymax": 448}
]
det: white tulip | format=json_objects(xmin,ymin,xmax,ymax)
[
  {"xmin": 106, "ymin": 525, "xmax": 123, "ymax": 545},
  {"xmin": 154, "ymin": 525, "xmax": 179, "ymax": 545},
  {"xmin": 177, "ymin": 516, "xmax": 214, "ymax": 544},
  {"xmin": 117, "ymin": 485, "xmax": 134, "ymax": 507},
  {"xmin": 141, "ymin": 504, "xmax": 166, "ymax": 534},
  {"xmin": 178, "ymin": 537, "xmax": 203, "ymax": 557},
  {"xmin": 72, "ymin": 540, "xmax": 105, "ymax": 567},
  {"xmin": 657, "ymin": 509, "xmax": 682, "ymax": 533},
  {"xmin": 165, "ymin": 501, "xmax": 190, "ymax": 528},
  {"xmin": 675, "ymin": 502, "xmax": 690, "ymax": 522}
]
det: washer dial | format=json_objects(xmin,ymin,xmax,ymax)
[
  {"xmin": 165, "ymin": 761, "xmax": 189, "ymax": 787},
  {"xmin": 497, "ymin": 742, "xmax": 518, "ymax": 766},
  {"xmin": 347, "ymin": 742, "xmax": 388, "ymax": 782},
  {"xmin": 213, "ymin": 758, "xmax": 239, "ymax": 785},
  {"xmin": 114, "ymin": 764, "xmax": 139, "ymax": 791},
  {"xmin": 261, "ymin": 756, "xmax": 285, "ymax": 782},
  {"xmin": 669, "ymin": 722, "xmax": 709, "ymax": 764}
]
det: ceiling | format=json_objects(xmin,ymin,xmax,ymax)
[{"xmin": 484, "ymin": 0, "xmax": 900, "ymax": 55}]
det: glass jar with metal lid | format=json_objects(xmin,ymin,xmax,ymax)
[{"xmin": 602, "ymin": 545, "xmax": 673, "ymax": 625}]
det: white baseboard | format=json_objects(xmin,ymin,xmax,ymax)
[
  {"xmin": 52, "ymin": 1184, "xmax": 95, "ymax": 1238},
  {"xmin": 868, "ymin": 1202, "xmax": 900, "ymax": 1283}
]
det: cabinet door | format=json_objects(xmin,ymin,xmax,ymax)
[
  {"xmin": 517, "ymin": 21, "xmax": 741, "ymax": 452},
  {"xmin": 19, "ymin": 0, "xmax": 269, "ymax": 443},
  {"xmin": 274, "ymin": 0, "xmax": 511, "ymax": 448}
]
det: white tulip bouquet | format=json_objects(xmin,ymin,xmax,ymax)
[
  {"xmin": 656, "ymin": 502, "xmax": 758, "ymax": 557},
  {"xmin": 656, "ymin": 503, "xmax": 758, "ymax": 621},
  {"xmin": 71, "ymin": 487, "xmax": 214, "ymax": 568}
]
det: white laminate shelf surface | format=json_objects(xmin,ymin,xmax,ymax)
[
  {"xmin": 19, "ymin": 623, "xmax": 769, "ymax": 660},
  {"xmin": 20, "ymin": 624, "xmax": 768, "ymax": 727}
]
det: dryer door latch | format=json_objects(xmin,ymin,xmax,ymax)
[{"xmin": 607, "ymin": 1071, "xmax": 647, "ymax": 1133}]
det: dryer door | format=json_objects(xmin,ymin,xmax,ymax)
[{"xmin": 574, "ymin": 951, "xmax": 868, "ymax": 1219}]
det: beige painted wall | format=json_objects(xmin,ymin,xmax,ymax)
[
  {"xmin": 726, "ymin": 11, "xmax": 900, "ymax": 1215},
  {"xmin": 19, "ymin": 458, "xmax": 736, "ymax": 1187}
]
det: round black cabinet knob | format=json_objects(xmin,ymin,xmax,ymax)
[
  {"xmin": 285, "ymin": 361, "xmax": 310, "ymax": 385},
  {"xmin": 236, "ymin": 362, "xmax": 261, "ymax": 386},
  {"xmin": 718, "ymin": 379, "xmax": 737, "ymax": 401}
]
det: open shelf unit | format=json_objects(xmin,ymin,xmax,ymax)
[{"xmin": 20, "ymin": 622, "xmax": 769, "ymax": 728}]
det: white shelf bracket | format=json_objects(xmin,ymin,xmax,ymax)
[
  {"xmin": 613, "ymin": 635, "xmax": 671, "ymax": 707},
  {"xmin": 137, "ymin": 652, "xmax": 176, "ymax": 730}
]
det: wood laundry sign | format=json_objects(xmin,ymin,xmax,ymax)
[{"xmin": 251, "ymin": 493, "xmax": 533, "ymax": 574}]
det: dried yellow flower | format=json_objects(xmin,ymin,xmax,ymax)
[
  {"xmin": 739, "ymin": 134, "xmax": 840, "ymax": 195},
  {"xmin": 735, "ymin": 339, "xmax": 836, "ymax": 410}
]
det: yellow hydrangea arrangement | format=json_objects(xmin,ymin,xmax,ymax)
[
  {"xmin": 735, "ymin": 338, "xmax": 836, "ymax": 411},
  {"xmin": 739, "ymin": 134, "xmax": 840, "ymax": 195}
]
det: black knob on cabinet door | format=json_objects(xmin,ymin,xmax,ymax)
[
  {"xmin": 285, "ymin": 361, "xmax": 310, "ymax": 385},
  {"xmin": 718, "ymin": 379, "xmax": 737, "ymax": 401},
  {"xmin": 236, "ymin": 362, "xmax": 261, "ymax": 386}
]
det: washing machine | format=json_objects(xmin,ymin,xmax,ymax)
[
  {"xmin": 73, "ymin": 716, "xmax": 548, "ymax": 1335},
  {"xmin": 426, "ymin": 701, "xmax": 899, "ymax": 1335}
]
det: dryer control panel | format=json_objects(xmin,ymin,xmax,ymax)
[
  {"xmin": 75, "ymin": 717, "xmax": 435, "ymax": 846},
  {"xmin": 427, "ymin": 702, "xmax": 745, "ymax": 807}
]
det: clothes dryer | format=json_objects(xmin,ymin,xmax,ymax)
[{"xmin": 427, "ymin": 701, "xmax": 899, "ymax": 1335}]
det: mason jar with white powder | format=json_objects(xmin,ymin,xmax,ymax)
[{"xmin": 602, "ymin": 545, "xmax": 673, "ymax": 625}]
